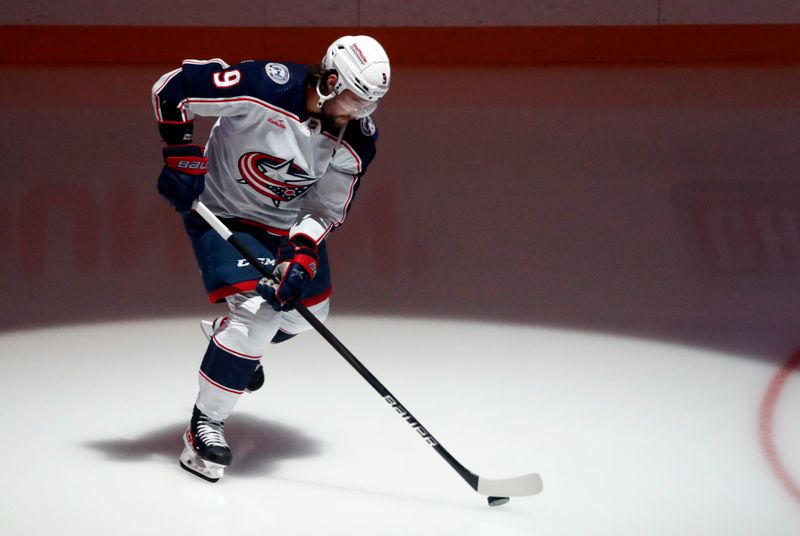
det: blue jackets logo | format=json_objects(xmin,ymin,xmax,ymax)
[
  {"xmin": 237, "ymin": 152, "xmax": 316, "ymax": 207},
  {"xmin": 265, "ymin": 63, "xmax": 290, "ymax": 84}
]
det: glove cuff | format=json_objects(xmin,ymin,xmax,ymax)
[
  {"xmin": 162, "ymin": 144, "xmax": 205, "ymax": 157},
  {"xmin": 293, "ymin": 252, "xmax": 318, "ymax": 279},
  {"xmin": 288, "ymin": 233, "xmax": 318, "ymax": 251},
  {"xmin": 163, "ymin": 144, "xmax": 208, "ymax": 175},
  {"xmin": 278, "ymin": 235, "xmax": 319, "ymax": 279},
  {"xmin": 158, "ymin": 120, "xmax": 194, "ymax": 145}
]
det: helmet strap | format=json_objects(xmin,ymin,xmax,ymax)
[{"xmin": 315, "ymin": 78, "xmax": 337, "ymax": 109}]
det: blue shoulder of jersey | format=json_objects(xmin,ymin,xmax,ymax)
[
  {"xmin": 238, "ymin": 60, "xmax": 309, "ymax": 119},
  {"xmin": 343, "ymin": 115, "xmax": 379, "ymax": 175}
]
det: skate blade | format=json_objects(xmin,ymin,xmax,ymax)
[{"xmin": 180, "ymin": 445, "xmax": 226, "ymax": 483}]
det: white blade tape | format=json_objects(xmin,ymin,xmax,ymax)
[{"xmin": 476, "ymin": 472, "xmax": 544, "ymax": 497}]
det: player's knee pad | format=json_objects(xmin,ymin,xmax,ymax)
[
  {"xmin": 272, "ymin": 298, "xmax": 330, "ymax": 342},
  {"xmin": 214, "ymin": 291, "xmax": 282, "ymax": 357}
]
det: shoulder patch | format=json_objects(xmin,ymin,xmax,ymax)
[
  {"xmin": 360, "ymin": 116, "xmax": 376, "ymax": 136},
  {"xmin": 265, "ymin": 63, "xmax": 290, "ymax": 85}
]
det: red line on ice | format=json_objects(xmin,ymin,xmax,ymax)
[{"xmin": 759, "ymin": 350, "xmax": 800, "ymax": 506}]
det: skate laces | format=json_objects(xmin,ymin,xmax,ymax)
[{"xmin": 196, "ymin": 415, "xmax": 229, "ymax": 448}]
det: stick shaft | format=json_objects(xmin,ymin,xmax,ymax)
[{"xmin": 192, "ymin": 202, "xmax": 479, "ymax": 491}]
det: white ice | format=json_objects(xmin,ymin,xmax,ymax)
[{"xmin": 0, "ymin": 316, "xmax": 798, "ymax": 535}]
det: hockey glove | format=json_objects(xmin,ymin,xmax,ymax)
[
  {"xmin": 157, "ymin": 144, "xmax": 207, "ymax": 212},
  {"xmin": 256, "ymin": 237, "xmax": 319, "ymax": 311}
]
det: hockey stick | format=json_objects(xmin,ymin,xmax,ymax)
[{"xmin": 192, "ymin": 200, "xmax": 543, "ymax": 505}]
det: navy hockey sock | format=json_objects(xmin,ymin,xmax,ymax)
[{"xmin": 199, "ymin": 339, "xmax": 261, "ymax": 394}]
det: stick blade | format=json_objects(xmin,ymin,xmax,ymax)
[{"xmin": 476, "ymin": 472, "xmax": 543, "ymax": 497}]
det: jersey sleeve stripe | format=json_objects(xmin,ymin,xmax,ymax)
[
  {"xmin": 338, "ymin": 174, "xmax": 359, "ymax": 225},
  {"xmin": 183, "ymin": 58, "xmax": 230, "ymax": 68},
  {"xmin": 318, "ymin": 223, "xmax": 335, "ymax": 242},
  {"xmin": 151, "ymin": 67, "xmax": 182, "ymax": 121},
  {"xmin": 321, "ymin": 132, "xmax": 363, "ymax": 173},
  {"xmin": 339, "ymin": 141, "xmax": 362, "ymax": 173},
  {"xmin": 180, "ymin": 97, "xmax": 301, "ymax": 122}
]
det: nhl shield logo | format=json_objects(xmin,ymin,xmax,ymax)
[
  {"xmin": 237, "ymin": 152, "xmax": 316, "ymax": 207},
  {"xmin": 360, "ymin": 116, "xmax": 376, "ymax": 136}
]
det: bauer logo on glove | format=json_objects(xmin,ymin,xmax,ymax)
[
  {"xmin": 174, "ymin": 158, "xmax": 208, "ymax": 172},
  {"xmin": 158, "ymin": 144, "xmax": 208, "ymax": 212}
]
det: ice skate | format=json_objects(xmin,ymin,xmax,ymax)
[
  {"xmin": 179, "ymin": 406, "xmax": 232, "ymax": 482},
  {"xmin": 201, "ymin": 316, "xmax": 265, "ymax": 392}
]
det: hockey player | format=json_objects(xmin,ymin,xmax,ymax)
[{"xmin": 151, "ymin": 36, "xmax": 391, "ymax": 482}]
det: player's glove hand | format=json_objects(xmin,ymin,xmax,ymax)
[
  {"xmin": 157, "ymin": 144, "xmax": 207, "ymax": 212},
  {"xmin": 256, "ymin": 237, "xmax": 319, "ymax": 312}
]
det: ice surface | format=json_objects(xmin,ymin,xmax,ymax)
[{"xmin": 0, "ymin": 316, "xmax": 797, "ymax": 535}]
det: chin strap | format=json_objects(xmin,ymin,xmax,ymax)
[
  {"xmin": 315, "ymin": 78, "xmax": 347, "ymax": 156},
  {"xmin": 316, "ymin": 79, "xmax": 337, "ymax": 109}
]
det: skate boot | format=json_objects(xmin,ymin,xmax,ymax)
[
  {"xmin": 201, "ymin": 316, "xmax": 265, "ymax": 392},
  {"xmin": 179, "ymin": 406, "xmax": 232, "ymax": 482}
]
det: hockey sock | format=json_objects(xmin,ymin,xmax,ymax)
[{"xmin": 196, "ymin": 339, "xmax": 261, "ymax": 420}]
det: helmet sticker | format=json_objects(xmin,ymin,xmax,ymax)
[
  {"xmin": 265, "ymin": 63, "xmax": 290, "ymax": 85},
  {"xmin": 349, "ymin": 43, "xmax": 368, "ymax": 65}
]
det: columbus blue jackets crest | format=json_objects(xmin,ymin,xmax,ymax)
[{"xmin": 237, "ymin": 152, "xmax": 316, "ymax": 207}]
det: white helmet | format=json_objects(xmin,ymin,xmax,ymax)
[{"xmin": 317, "ymin": 35, "xmax": 390, "ymax": 116}]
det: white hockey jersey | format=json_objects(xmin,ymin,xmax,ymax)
[{"xmin": 152, "ymin": 58, "xmax": 379, "ymax": 244}]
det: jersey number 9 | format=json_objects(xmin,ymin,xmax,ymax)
[{"xmin": 213, "ymin": 70, "xmax": 242, "ymax": 88}]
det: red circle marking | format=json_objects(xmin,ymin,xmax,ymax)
[{"xmin": 759, "ymin": 351, "xmax": 800, "ymax": 505}]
